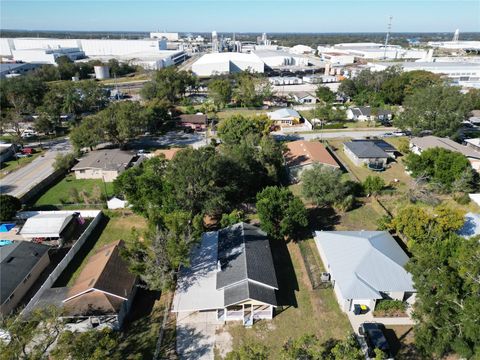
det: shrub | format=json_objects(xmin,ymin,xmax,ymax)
[
  {"xmin": 334, "ymin": 194, "xmax": 355, "ymax": 212},
  {"xmin": 363, "ymin": 175, "xmax": 385, "ymax": 195},
  {"xmin": 377, "ymin": 215, "xmax": 393, "ymax": 231},
  {"xmin": 375, "ymin": 299, "xmax": 406, "ymax": 313},
  {"xmin": 220, "ymin": 209, "xmax": 245, "ymax": 228},
  {"xmin": 53, "ymin": 152, "xmax": 77, "ymax": 172},
  {"xmin": 454, "ymin": 193, "xmax": 471, "ymax": 205}
]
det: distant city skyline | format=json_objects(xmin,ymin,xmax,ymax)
[{"xmin": 1, "ymin": 1, "xmax": 479, "ymax": 33}]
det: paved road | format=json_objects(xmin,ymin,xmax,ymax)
[
  {"xmin": 272, "ymin": 129, "xmax": 397, "ymax": 141},
  {"xmin": 0, "ymin": 138, "xmax": 71, "ymax": 198}
]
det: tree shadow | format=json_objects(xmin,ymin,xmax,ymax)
[
  {"xmin": 307, "ymin": 206, "xmax": 340, "ymax": 232},
  {"xmin": 270, "ymin": 239, "xmax": 298, "ymax": 308},
  {"xmin": 0, "ymin": 184, "xmax": 17, "ymax": 193},
  {"xmin": 175, "ymin": 324, "xmax": 211, "ymax": 360}
]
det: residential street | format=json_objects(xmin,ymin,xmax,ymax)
[
  {"xmin": 273, "ymin": 128, "xmax": 397, "ymax": 141},
  {"xmin": 0, "ymin": 138, "xmax": 71, "ymax": 198}
]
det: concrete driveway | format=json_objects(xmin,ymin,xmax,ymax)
[{"xmin": 176, "ymin": 311, "xmax": 231, "ymax": 360}]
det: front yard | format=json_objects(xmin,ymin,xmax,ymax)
[{"xmin": 222, "ymin": 240, "xmax": 350, "ymax": 359}]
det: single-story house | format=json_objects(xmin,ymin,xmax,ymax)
[
  {"xmin": 267, "ymin": 108, "xmax": 301, "ymax": 126},
  {"xmin": 314, "ymin": 231, "xmax": 416, "ymax": 313},
  {"xmin": 346, "ymin": 107, "xmax": 392, "ymax": 122},
  {"xmin": 0, "ymin": 242, "xmax": 50, "ymax": 315},
  {"xmin": 344, "ymin": 141, "xmax": 390, "ymax": 168},
  {"xmin": 178, "ymin": 114, "xmax": 208, "ymax": 131},
  {"xmin": 350, "ymin": 139, "xmax": 397, "ymax": 158},
  {"xmin": 410, "ymin": 136, "xmax": 480, "ymax": 172},
  {"xmin": 284, "ymin": 140, "xmax": 340, "ymax": 181},
  {"xmin": 292, "ymin": 92, "xmax": 317, "ymax": 104},
  {"xmin": 72, "ymin": 149, "xmax": 137, "ymax": 182},
  {"xmin": 172, "ymin": 222, "xmax": 278, "ymax": 327},
  {"xmin": 20, "ymin": 212, "xmax": 79, "ymax": 241},
  {"xmin": 61, "ymin": 240, "xmax": 137, "ymax": 331},
  {"xmin": 0, "ymin": 143, "xmax": 15, "ymax": 163}
]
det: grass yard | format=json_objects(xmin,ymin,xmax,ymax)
[
  {"xmin": 34, "ymin": 174, "xmax": 114, "ymax": 208},
  {"xmin": 62, "ymin": 211, "xmax": 147, "ymax": 286},
  {"xmin": 216, "ymin": 108, "xmax": 268, "ymax": 120},
  {"xmin": 336, "ymin": 199, "xmax": 387, "ymax": 231},
  {"xmin": 224, "ymin": 241, "xmax": 350, "ymax": 359},
  {"xmin": 0, "ymin": 151, "xmax": 44, "ymax": 179}
]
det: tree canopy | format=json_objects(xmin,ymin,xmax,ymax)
[
  {"xmin": 140, "ymin": 67, "xmax": 197, "ymax": 103},
  {"xmin": 217, "ymin": 115, "xmax": 272, "ymax": 145},
  {"xmin": 208, "ymin": 77, "xmax": 233, "ymax": 109},
  {"xmin": 0, "ymin": 194, "xmax": 21, "ymax": 221}
]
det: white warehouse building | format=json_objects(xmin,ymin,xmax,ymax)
[
  {"xmin": 11, "ymin": 47, "xmax": 85, "ymax": 64},
  {"xmin": 150, "ymin": 32, "xmax": 179, "ymax": 41},
  {"xmin": 191, "ymin": 53, "xmax": 264, "ymax": 77}
]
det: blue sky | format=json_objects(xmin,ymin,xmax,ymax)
[{"xmin": 1, "ymin": 1, "xmax": 479, "ymax": 33}]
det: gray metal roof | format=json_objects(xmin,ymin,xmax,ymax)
[
  {"xmin": 314, "ymin": 231, "xmax": 414, "ymax": 300},
  {"xmin": 72, "ymin": 149, "xmax": 135, "ymax": 172},
  {"xmin": 0, "ymin": 242, "xmax": 50, "ymax": 304},
  {"xmin": 344, "ymin": 141, "xmax": 389, "ymax": 158},
  {"xmin": 224, "ymin": 280, "xmax": 277, "ymax": 307},
  {"xmin": 216, "ymin": 222, "xmax": 278, "ymax": 290},
  {"xmin": 20, "ymin": 213, "xmax": 75, "ymax": 238}
]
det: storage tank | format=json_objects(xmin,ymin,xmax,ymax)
[{"xmin": 94, "ymin": 65, "xmax": 110, "ymax": 80}]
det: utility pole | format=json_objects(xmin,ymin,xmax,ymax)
[{"xmin": 383, "ymin": 16, "xmax": 393, "ymax": 60}]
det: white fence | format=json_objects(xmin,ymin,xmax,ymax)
[{"xmin": 21, "ymin": 210, "xmax": 103, "ymax": 316}]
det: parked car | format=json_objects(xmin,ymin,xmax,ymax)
[
  {"xmin": 382, "ymin": 132, "xmax": 395, "ymax": 138},
  {"xmin": 359, "ymin": 323, "xmax": 392, "ymax": 358}
]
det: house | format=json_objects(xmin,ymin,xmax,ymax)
[
  {"xmin": 344, "ymin": 141, "xmax": 390, "ymax": 168},
  {"xmin": 61, "ymin": 240, "xmax": 137, "ymax": 331},
  {"xmin": 314, "ymin": 231, "xmax": 416, "ymax": 313},
  {"xmin": 172, "ymin": 223, "xmax": 278, "ymax": 326},
  {"xmin": 292, "ymin": 92, "xmax": 317, "ymax": 104},
  {"xmin": 350, "ymin": 139, "xmax": 397, "ymax": 158},
  {"xmin": 0, "ymin": 143, "xmax": 15, "ymax": 163},
  {"xmin": 19, "ymin": 212, "xmax": 79, "ymax": 242},
  {"xmin": 267, "ymin": 108, "xmax": 301, "ymax": 126},
  {"xmin": 0, "ymin": 242, "xmax": 50, "ymax": 315},
  {"xmin": 284, "ymin": 140, "xmax": 340, "ymax": 180},
  {"xmin": 410, "ymin": 136, "xmax": 480, "ymax": 172},
  {"xmin": 72, "ymin": 149, "xmax": 136, "ymax": 182},
  {"xmin": 178, "ymin": 114, "xmax": 208, "ymax": 131},
  {"xmin": 346, "ymin": 106, "xmax": 392, "ymax": 122}
]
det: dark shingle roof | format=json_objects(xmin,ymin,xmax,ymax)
[
  {"xmin": 216, "ymin": 223, "xmax": 278, "ymax": 290},
  {"xmin": 344, "ymin": 141, "xmax": 389, "ymax": 158},
  {"xmin": 72, "ymin": 149, "xmax": 135, "ymax": 172},
  {"xmin": 351, "ymin": 139, "xmax": 396, "ymax": 153},
  {"xmin": 0, "ymin": 242, "xmax": 50, "ymax": 304},
  {"xmin": 224, "ymin": 280, "xmax": 277, "ymax": 307}
]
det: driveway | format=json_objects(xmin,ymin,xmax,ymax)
[{"xmin": 176, "ymin": 311, "xmax": 231, "ymax": 360}]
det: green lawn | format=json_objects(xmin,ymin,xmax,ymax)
[
  {"xmin": 216, "ymin": 108, "xmax": 268, "ymax": 120},
  {"xmin": 34, "ymin": 174, "xmax": 114, "ymax": 208},
  {"xmin": 66, "ymin": 212, "xmax": 147, "ymax": 286},
  {"xmin": 225, "ymin": 241, "xmax": 350, "ymax": 359},
  {"xmin": 0, "ymin": 150, "xmax": 44, "ymax": 179}
]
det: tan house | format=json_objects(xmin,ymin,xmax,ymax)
[
  {"xmin": 61, "ymin": 240, "xmax": 137, "ymax": 331},
  {"xmin": 284, "ymin": 140, "xmax": 340, "ymax": 181},
  {"xmin": 0, "ymin": 242, "xmax": 50, "ymax": 315},
  {"xmin": 72, "ymin": 149, "xmax": 136, "ymax": 182}
]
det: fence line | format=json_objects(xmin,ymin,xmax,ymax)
[{"xmin": 21, "ymin": 211, "xmax": 104, "ymax": 316}]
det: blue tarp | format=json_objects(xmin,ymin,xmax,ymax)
[
  {"xmin": 458, "ymin": 213, "xmax": 480, "ymax": 238},
  {"xmin": 0, "ymin": 223, "xmax": 15, "ymax": 232}
]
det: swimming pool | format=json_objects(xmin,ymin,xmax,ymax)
[{"xmin": 0, "ymin": 240, "xmax": 13, "ymax": 247}]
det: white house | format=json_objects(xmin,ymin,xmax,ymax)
[
  {"xmin": 292, "ymin": 92, "xmax": 317, "ymax": 104},
  {"xmin": 314, "ymin": 231, "xmax": 416, "ymax": 314},
  {"xmin": 172, "ymin": 223, "xmax": 278, "ymax": 326},
  {"xmin": 267, "ymin": 108, "xmax": 301, "ymax": 126}
]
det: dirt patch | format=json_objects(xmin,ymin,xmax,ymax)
[{"xmin": 215, "ymin": 328, "xmax": 233, "ymax": 358}]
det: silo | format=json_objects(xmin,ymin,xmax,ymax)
[{"xmin": 94, "ymin": 65, "xmax": 110, "ymax": 80}]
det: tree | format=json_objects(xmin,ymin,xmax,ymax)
[
  {"xmin": 363, "ymin": 175, "xmax": 385, "ymax": 196},
  {"xmin": 316, "ymin": 85, "xmax": 335, "ymax": 103},
  {"xmin": 0, "ymin": 194, "xmax": 21, "ymax": 221},
  {"xmin": 0, "ymin": 306, "xmax": 64, "ymax": 360},
  {"xmin": 327, "ymin": 334, "xmax": 364, "ymax": 359},
  {"xmin": 225, "ymin": 343, "xmax": 269, "ymax": 360},
  {"xmin": 220, "ymin": 209, "xmax": 245, "ymax": 228},
  {"xmin": 208, "ymin": 77, "xmax": 233, "ymax": 109},
  {"xmin": 256, "ymin": 186, "xmax": 308, "ymax": 241},
  {"xmin": 395, "ymin": 85, "xmax": 471, "ymax": 137},
  {"xmin": 217, "ymin": 115, "xmax": 272, "ymax": 146},
  {"xmin": 301, "ymin": 164, "xmax": 348, "ymax": 207},
  {"xmin": 34, "ymin": 113, "xmax": 55, "ymax": 135},
  {"xmin": 141, "ymin": 67, "xmax": 197, "ymax": 103},
  {"xmin": 69, "ymin": 116, "xmax": 103, "ymax": 150},
  {"xmin": 53, "ymin": 152, "xmax": 77, "ymax": 172},
  {"xmin": 232, "ymin": 72, "xmax": 271, "ymax": 107},
  {"xmin": 281, "ymin": 334, "xmax": 322, "ymax": 360},
  {"xmin": 50, "ymin": 328, "xmax": 120, "ymax": 360},
  {"xmin": 404, "ymin": 147, "xmax": 474, "ymax": 192}
]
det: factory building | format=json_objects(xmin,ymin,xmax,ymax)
[
  {"xmin": 11, "ymin": 47, "xmax": 85, "ymax": 64},
  {"xmin": 370, "ymin": 61, "xmax": 480, "ymax": 88},
  {"xmin": 317, "ymin": 43, "xmax": 427, "ymax": 60},
  {"xmin": 150, "ymin": 32, "xmax": 180, "ymax": 41},
  {"xmin": 191, "ymin": 53, "xmax": 264, "ymax": 77},
  {"xmin": 253, "ymin": 49, "xmax": 309, "ymax": 68}
]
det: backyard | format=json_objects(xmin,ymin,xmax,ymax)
[{"xmin": 33, "ymin": 174, "xmax": 115, "ymax": 209}]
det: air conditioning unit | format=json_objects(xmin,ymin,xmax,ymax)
[{"xmin": 320, "ymin": 272, "xmax": 331, "ymax": 282}]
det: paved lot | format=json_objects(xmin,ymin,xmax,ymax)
[
  {"xmin": 0, "ymin": 138, "xmax": 71, "ymax": 198},
  {"xmin": 130, "ymin": 131, "xmax": 208, "ymax": 150},
  {"xmin": 273, "ymin": 129, "xmax": 396, "ymax": 141},
  {"xmin": 176, "ymin": 311, "xmax": 222, "ymax": 360}
]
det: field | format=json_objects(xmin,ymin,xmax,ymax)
[{"xmin": 34, "ymin": 174, "xmax": 114, "ymax": 208}]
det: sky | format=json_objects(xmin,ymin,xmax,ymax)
[{"xmin": 1, "ymin": 0, "xmax": 479, "ymax": 33}]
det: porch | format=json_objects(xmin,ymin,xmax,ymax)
[{"xmin": 216, "ymin": 304, "xmax": 274, "ymax": 326}]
